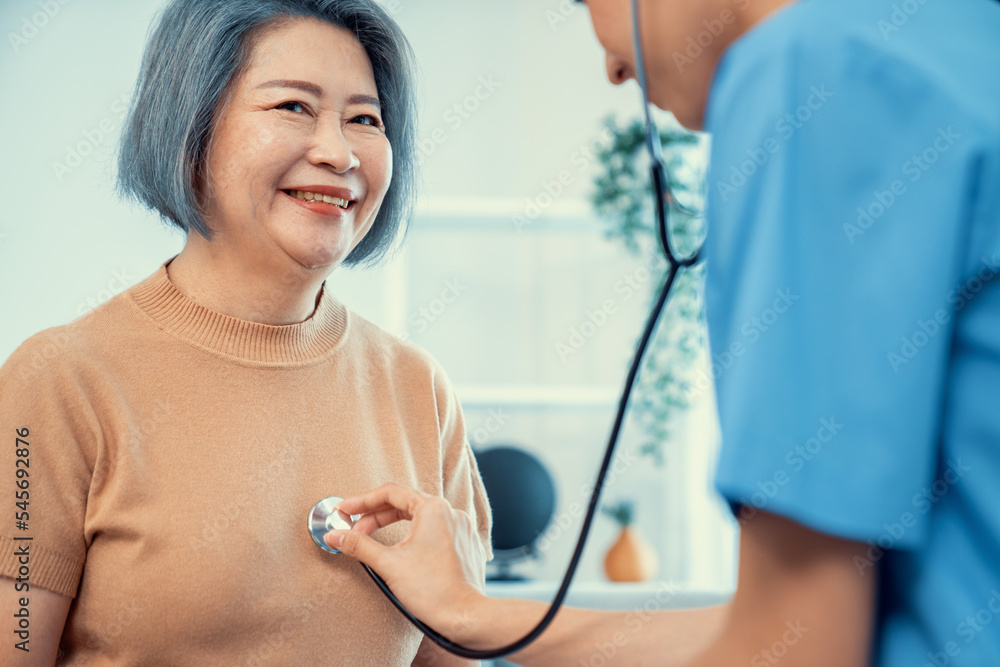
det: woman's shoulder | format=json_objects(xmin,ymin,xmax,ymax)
[
  {"xmin": 0, "ymin": 330, "xmax": 90, "ymax": 408},
  {"xmin": 0, "ymin": 293, "xmax": 137, "ymax": 387},
  {"xmin": 341, "ymin": 307, "xmax": 455, "ymax": 388}
]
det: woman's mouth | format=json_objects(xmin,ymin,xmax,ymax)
[{"xmin": 283, "ymin": 189, "xmax": 354, "ymax": 210}]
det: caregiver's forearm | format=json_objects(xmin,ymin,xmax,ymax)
[
  {"xmin": 453, "ymin": 596, "xmax": 730, "ymax": 667},
  {"xmin": 412, "ymin": 634, "xmax": 481, "ymax": 667}
]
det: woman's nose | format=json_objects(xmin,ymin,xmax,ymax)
[
  {"xmin": 307, "ymin": 122, "xmax": 361, "ymax": 173},
  {"xmin": 605, "ymin": 52, "xmax": 634, "ymax": 86}
]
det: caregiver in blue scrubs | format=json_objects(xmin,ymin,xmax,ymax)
[{"xmin": 328, "ymin": 0, "xmax": 1000, "ymax": 664}]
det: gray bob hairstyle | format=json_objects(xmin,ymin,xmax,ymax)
[{"xmin": 117, "ymin": 0, "xmax": 418, "ymax": 267}]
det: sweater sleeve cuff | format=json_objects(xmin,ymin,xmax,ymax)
[{"xmin": 1, "ymin": 538, "xmax": 83, "ymax": 599}]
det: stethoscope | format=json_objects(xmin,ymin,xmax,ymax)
[{"xmin": 308, "ymin": 0, "xmax": 704, "ymax": 658}]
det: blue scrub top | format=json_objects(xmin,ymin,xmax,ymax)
[{"xmin": 703, "ymin": 0, "xmax": 1000, "ymax": 664}]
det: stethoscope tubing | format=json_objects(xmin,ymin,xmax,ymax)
[
  {"xmin": 354, "ymin": 0, "xmax": 703, "ymax": 657},
  {"xmin": 360, "ymin": 250, "xmax": 688, "ymax": 660}
]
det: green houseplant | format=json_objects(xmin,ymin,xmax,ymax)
[{"xmin": 589, "ymin": 114, "xmax": 708, "ymax": 466}]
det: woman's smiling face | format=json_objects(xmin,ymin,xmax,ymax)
[{"xmin": 200, "ymin": 17, "xmax": 392, "ymax": 272}]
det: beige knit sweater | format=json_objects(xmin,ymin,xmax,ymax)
[{"xmin": 0, "ymin": 256, "xmax": 492, "ymax": 665}]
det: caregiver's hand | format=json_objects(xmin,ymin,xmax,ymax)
[{"xmin": 324, "ymin": 483, "xmax": 491, "ymax": 645}]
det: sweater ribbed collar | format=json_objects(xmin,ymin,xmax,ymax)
[{"xmin": 127, "ymin": 256, "xmax": 348, "ymax": 366}]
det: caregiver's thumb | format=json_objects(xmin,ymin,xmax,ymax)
[{"xmin": 325, "ymin": 529, "xmax": 386, "ymax": 565}]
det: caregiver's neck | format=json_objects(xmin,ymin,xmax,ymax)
[{"xmin": 646, "ymin": 0, "xmax": 798, "ymax": 130}]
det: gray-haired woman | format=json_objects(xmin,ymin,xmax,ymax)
[{"xmin": 0, "ymin": 1, "xmax": 492, "ymax": 665}]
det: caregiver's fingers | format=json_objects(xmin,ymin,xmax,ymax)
[
  {"xmin": 351, "ymin": 507, "xmax": 410, "ymax": 535},
  {"xmin": 335, "ymin": 483, "xmax": 431, "ymax": 518}
]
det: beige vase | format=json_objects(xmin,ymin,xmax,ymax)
[{"xmin": 604, "ymin": 526, "xmax": 659, "ymax": 582}]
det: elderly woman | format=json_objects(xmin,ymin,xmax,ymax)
[{"xmin": 0, "ymin": 0, "xmax": 491, "ymax": 665}]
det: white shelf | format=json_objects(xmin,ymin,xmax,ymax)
[
  {"xmin": 484, "ymin": 579, "xmax": 730, "ymax": 611},
  {"xmin": 455, "ymin": 384, "xmax": 622, "ymax": 408}
]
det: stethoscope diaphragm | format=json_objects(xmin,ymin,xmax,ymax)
[{"xmin": 308, "ymin": 496, "xmax": 357, "ymax": 554}]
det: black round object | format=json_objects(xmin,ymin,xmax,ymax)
[{"xmin": 474, "ymin": 445, "xmax": 556, "ymax": 553}]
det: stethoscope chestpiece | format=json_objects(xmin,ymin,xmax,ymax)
[{"xmin": 308, "ymin": 496, "xmax": 357, "ymax": 554}]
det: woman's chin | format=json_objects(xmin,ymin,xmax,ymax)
[
  {"xmin": 283, "ymin": 241, "xmax": 351, "ymax": 272},
  {"xmin": 268, "ymin": 225, "xmax": 352, "ymax": 271}
]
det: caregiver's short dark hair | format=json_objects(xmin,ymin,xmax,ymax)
[{"xmin": 117, "ymin": 0, "xmax": 418, "ymax": 267}]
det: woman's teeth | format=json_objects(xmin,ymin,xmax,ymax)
[{"xmin": 287, "ymin": 190, "xmax": 350, "ymax": 209}]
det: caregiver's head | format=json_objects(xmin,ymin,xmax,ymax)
[
  {"xmin": 118, "ymin": 0, "xmax": 417, "ymax": 275},
  {"xmin": 582, "ymin": 0, "xmax": 793, "ymax": 130}
]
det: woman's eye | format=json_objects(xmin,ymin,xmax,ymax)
[
  {"xmin": 352, "ymin": 114, "xmax": 383, "ymax": 129},
  {"xmin": 276, "ymin": 101, "xmax": 306, "ymax": 114}
]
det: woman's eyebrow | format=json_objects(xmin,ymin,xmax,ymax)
[
  {"xmin": 347, "ymin": 94, "xmax": 381, "ymax": 109},
  {"xmin": 256, "ymin": 80, "xmax": 380, "ymax": 109},
  {"xmin": 257, "ymin": 79, "xmax": 323, "ymax": 97}
]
